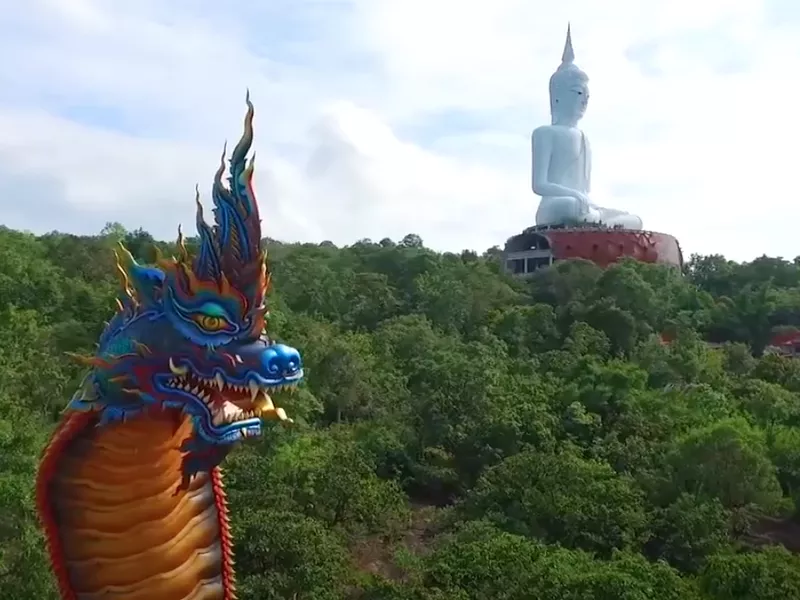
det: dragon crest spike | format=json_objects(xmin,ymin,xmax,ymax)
[
  {"xmin": 189, "ymin": 93, "xmax": 264, "ymax": 307},
  {"xmin": 192, "ymin": 192, "xmax": 223, "ymax": 281},
  {"xmin": 176, "ymin": 224, "xmax": 190, "ymax": 264},
  {"xmin": 116, "ymin": 242, "xmax": 138, "ymax": 267},
  {"xmin": 212, "ymin": 144, "xmax": 228, "ymax": 197},
  {"xmin": 113, "ymin": 249, "xmax": 136, "ymax": 303},
  {"xmin": 65, "ymin": 352, "xmax": 103, "ymax": 367}
]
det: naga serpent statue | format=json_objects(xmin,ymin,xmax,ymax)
[{"xmin": 35, "ymin": 95, "xmax": 304, "ymax": 600}]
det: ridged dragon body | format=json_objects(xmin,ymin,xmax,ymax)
[{"xmin": 35, "ymin": 97, "xmax": 304, "ymax": 600}]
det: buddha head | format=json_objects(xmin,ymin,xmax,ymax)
[{"xmin": 549, "ymin": 24, "xmax": 589, "ymax": 125}]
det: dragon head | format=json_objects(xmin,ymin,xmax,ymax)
[{"xmin": 68, "ymin": 94, "xmax": 304, "ymax": 480}]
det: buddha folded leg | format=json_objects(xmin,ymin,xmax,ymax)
[
  {"xmin": 536, "ymin": 197, "xmax": 641, "ymax": 229},
  {"xmin": 536, "ymin": 196, "xmax": 601, "ymax": 227},
  {"xmin": 596, "ymin": 207, "xmax": 643, "ymax": 230}
]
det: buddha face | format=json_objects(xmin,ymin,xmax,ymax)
[
  {"xmin": 572, "ymin": 83, "xmax": 589, "ymax": 117},
  {"xmin": 554, "ymin": 82, "xmax": 589, "ymax": 122},
  {"xmin": 549, "ymin": 68, "xmax": 590, "ymax": 124}
]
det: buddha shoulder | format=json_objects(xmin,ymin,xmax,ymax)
[
  {"xmin": 532, "ymin": 125, "xmax": 585, "ymax": 140},
  {"xmin": 532, "ymin": 125, "xmax": 555, "ymax": 142},
  {"xmin": 532, "ymin": 124, "xmax": 583, "ymax": 145}
]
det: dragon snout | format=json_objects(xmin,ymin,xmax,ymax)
[{"xmin": 260, "ymin": 343, "xmax": 303, "ymax": 381}]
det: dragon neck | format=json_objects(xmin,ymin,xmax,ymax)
[{"xmin": 36, "ymin": 409, "xmax": 236, "ymax": 600}]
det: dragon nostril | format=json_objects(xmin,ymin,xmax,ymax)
[{"xmin": 259, "ymin": 344, "xmax": 302, "ymax": 378}]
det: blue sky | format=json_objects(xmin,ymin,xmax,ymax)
[{"xmin": 0, "ymin": 0, "xmax": 796, "ymax": 260}]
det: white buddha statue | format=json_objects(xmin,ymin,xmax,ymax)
[{"xmin": 532, "ymin": 25, "xmax": 643, "ymax": 230}]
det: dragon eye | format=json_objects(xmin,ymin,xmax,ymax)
[{"xmin": 193, "ymin": 314, "xmax": 228, "ymax": 331}]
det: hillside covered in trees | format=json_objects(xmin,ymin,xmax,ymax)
[{"xmin": 4, "ymin": 223, "xmax": 800, "ymax": 599}]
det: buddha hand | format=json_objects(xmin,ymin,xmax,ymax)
[{"xmin": 574, "ymin": 192, "xmax": 591, "ymax": 215}]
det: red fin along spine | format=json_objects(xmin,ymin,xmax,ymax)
[{"xmin": 36, "ymin": 412, "xmax": 92, "ymax": 600}]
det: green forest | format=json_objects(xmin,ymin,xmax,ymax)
[{"xmin": 5, "ymin": 222, "xmax": 800, "ymax": 599}]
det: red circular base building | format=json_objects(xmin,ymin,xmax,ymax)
[{"xmin": 502, "ymin": 226, "xmax": 683, "ymax": 276}]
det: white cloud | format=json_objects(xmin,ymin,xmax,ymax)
[{"xmin": 0, "ymin": 0, "xmax": 798, "ymax": 260}]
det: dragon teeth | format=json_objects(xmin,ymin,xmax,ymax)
[
  {"xmin": 165, "ymin": 370, "xmax": 294, "ymax": 429},
  {"xmin": 169, "ymin": 357, "xmax": 188, "ymax": 375}
]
